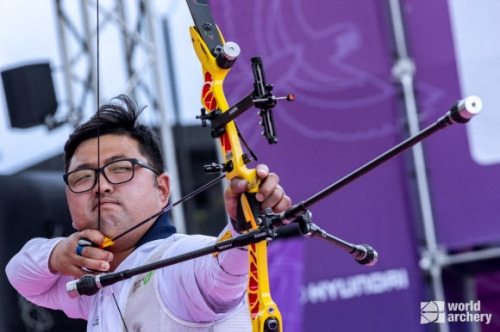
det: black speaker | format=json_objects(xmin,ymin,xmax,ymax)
[
  {"xmin": 0, "ymin": 171, "xmax": 86, "ymax": 331},
  {"xmin": 1, "ymin": 63, "xmax": 58, "ymax": 128},
  {"xmin": 172, "ymin": 124, "xmax": 227, "ymax": 236}
]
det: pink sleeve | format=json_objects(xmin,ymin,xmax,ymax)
[
  {"xmin": 159, "ymin": 228, "xmax": 249, "ymax": 322},
  {"xmin": 5, "ymin": 237, "xmax": 91, "ymax": 320}
]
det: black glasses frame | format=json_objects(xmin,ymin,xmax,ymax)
[{"xmin": 63, "ymin": 158, "xmax": 160, "ymax": 193}]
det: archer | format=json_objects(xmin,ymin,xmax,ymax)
[{"xmin": 6, "ymin": 95, "xmax": 292, "ymax": 331}]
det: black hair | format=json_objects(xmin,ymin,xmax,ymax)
[{"xmin": 63, "ymin": 94, "xmax": 164, "ymax": 173}]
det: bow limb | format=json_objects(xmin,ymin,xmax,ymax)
[{"xmin": 188, "ymin": 16, "xmax": 282, "ymax": 332}]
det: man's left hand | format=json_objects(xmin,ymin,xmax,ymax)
[{"xmin": 224, "ymin": 164, "xmax": 292, "ymax": 224}]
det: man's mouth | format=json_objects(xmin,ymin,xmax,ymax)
[{"xmin": 93, "ymin": 199, "xmax": 118, "ymax": 210}]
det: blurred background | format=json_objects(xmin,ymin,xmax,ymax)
[{"xmin": 1, "ymin": 1, "xmax": 499, "ymax": 331}]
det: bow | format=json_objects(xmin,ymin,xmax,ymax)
[{"xmin": 186, "ymin": 1, "xmax": 293, "ymax": 331}]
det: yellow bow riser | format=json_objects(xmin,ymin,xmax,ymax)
[{"xmin": 189, "ymin": 25, "xmax": 283, "ymax": 332}]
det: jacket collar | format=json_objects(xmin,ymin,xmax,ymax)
[{"xmin": 136, "ymin": 212, "xmax": 177, "ymax": 249}]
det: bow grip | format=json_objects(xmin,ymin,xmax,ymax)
[{"xmin": 233, "ymin": 192, "xmax": 261, "ymax": 233}]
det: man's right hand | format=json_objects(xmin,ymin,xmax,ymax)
[{"xmin": 48, "ymin": 230, "xmax": 113, "ymax": 278}]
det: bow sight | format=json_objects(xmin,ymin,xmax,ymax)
[{"xmin": 196, "ymin": 55, "xmax": 294, "ymax": 144}]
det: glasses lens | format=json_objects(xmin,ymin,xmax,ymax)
[
  {"xmin": 104, "ymin": 159, "xmax": 135, "ymax": 184},
  {"xmin": 66, "ymin": 159, "xmax": 138, "ymax": 193},
  {"xmin": 67, "ymin": 169, "xmax": 96, "ymax": 193}
]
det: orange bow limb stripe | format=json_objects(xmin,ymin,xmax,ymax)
[{"xmin": 188, "ymin": 23, "xmax": 283, "ymax": 332}]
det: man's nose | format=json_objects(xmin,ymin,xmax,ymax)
[{"xmin": 93, "ymin": 171, "xmax": 114, "ymax": 193}]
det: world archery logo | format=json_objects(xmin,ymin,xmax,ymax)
[{"xmin": 421, "ymin": 301, "xmax": 446, "ymax": 324}]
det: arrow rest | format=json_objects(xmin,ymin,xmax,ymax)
[{"xmin": 203, "ymin": 161, "xmax": 231, "ymax": 173}]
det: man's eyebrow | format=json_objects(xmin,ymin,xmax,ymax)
[
  {"xmin": 70, "ymin": 162, "xmax": 94, "ymax": 171},
  {"xmin": 103, "ymin": 155, "xmax": 128, "ymax": 164}
]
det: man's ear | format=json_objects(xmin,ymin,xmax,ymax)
[{"xmin": 157, "ymin": 173, "xmax": 170, "ymax": 205}]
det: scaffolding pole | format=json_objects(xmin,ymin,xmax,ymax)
[{"xmin": 387, "ymin": 1, "xmax": 449, "ymax": 331}]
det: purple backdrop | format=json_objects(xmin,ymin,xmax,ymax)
[{"xmin": 206, "ymin": 1, "xmax": 500, "ymax": 330}]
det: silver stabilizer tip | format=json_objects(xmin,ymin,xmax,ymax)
[{"xmin": 457, "ymin": 95, "xmax": 482, "ymax": 120}]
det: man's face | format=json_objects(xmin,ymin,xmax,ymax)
[{"xmin": 66, "ymin": 134, "xmax": 170, "ymax": 248}]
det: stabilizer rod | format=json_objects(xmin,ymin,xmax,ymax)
[{"xmin": 282, "ymin": 96, "xmax": 482, "ymax": 221}]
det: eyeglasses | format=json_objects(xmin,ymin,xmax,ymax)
[{"xmin": 63, "ymin": 158, "xmax": 160, "ymax": 193}]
